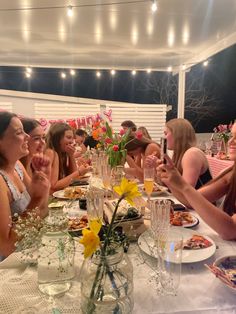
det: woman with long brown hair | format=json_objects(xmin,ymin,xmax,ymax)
[
  {"xmin": 158, "ymin": 121, "xmax": 236, "ymax": 240},
  {"xmin": 45, "ymin": 122, "xmax": 89, "ymax": 192},
  {"xmin": 147, "ymin": 118, "xmax": 212, "ymax": 188}
]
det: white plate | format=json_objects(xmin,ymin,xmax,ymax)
[
  {"xmin": 53, "ymin": 187, "xmax": 87, "ymax": 200},
  {"xmin": 171, "ymin": 212, "xmax": 199, "ymax": 228},
  {"xmin": 138, "ymin": 227, "xmax": 216, "ymax": 263},
  {"xmin": 140, "ymin": 183, "xmax": 169, "ymax": 197},
  {"xmin": 213, "ymin": 255, "xmax": 236, "ymax": 293}
]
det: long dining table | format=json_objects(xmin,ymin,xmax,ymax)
[{"xmin": 0, "ymin": 195, "xmax": 235, "ymax": 314}]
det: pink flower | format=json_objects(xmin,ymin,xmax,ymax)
[
  {"xmin": 113, "ymin": 145, "xmax": 119, "ymax": 151},
  {"xmin": 105, "ymin": 137, "xmax": 112, "ymax": 144},
  {"xmin": 119, "ymin": 129, "xmax": 125, "ymax": 136},
  {"xmin": 135, "ymin": 131, "xmax": 143, "ymax": 140},
  {"xmin": 102, "ymin": 126, "xmax": 107, "ymax": 132}
]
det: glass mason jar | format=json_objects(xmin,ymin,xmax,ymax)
[
  {"xmin": 38, "ymin": 208, "xmax": 75, "ymax": 297},
  {"xmin": 80, "ymin": 247, "xmax": 134, "ymax": 314}
]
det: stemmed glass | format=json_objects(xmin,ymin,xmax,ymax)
[
  {"xmin": 101, "ymin": 164, "xmax": 112, "ymax": 200},
  {"xmin": 144, "ymin": 167, "xmax": 155, "ymax": 218},
  {"xmin": 149, "ymin": 199, "xmax": 171, "ymax": 291},
  {"xmin": 205, "ymin": 140, "xmax": 212, "ymax": 155}
]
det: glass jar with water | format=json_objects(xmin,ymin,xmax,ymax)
[{"xmin": 38, "ymin": 207, "xmax": 75, "ymax": 296}]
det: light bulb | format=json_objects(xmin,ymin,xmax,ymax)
[
  {"xmin": 167, "ymin": 66, "xmax": 172, "ymax": 72},
  {"xmin": 151, "ymin": 0, "xmax": 158, "ymax": 13},
  {"xmin": 70, "ymin": 69, "xmax": 75, "ymax": 76},
  {"xmin": 67, "ymin": 5, "xmax": 73, "ymax": 17},
  {"xmin": 25, "ymin": 72, "xmax": 31, "ymax": 78},
  {"xmin": 203, "ymin": 60, "xmax": 209, "ymax": 67},
  {"xmin": 111, "ymin": 69, "xmax": 116, "ymax": 76},
  {"xmin": 61, "ymin": 72, "xmax": 66, "ymax": 79},
  {"xmin": 96, "ymin": 71, "xmax": 101, "ymax": 78},
  {"xmin": 146, "ymin": 68, "xmax": 152, "ymax": 73},
  {"xmin": 131, "ymin": 70, "xmax": 136, "ymax": 76}
]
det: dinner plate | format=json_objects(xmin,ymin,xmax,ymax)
[
  {"xmin": 138, "ymin": 227, "xmax": 216, "ymax": 263},
  {"xmin": 53, "ymin": 187, "xmax": 87, "ymax": 200},
  {"xmin": 170, "ymin": 212, "xmax": 199, "ymax": 228},
  {"xmin": 213, "ymin": 255, "xmax": 236, "ymax": 293}
]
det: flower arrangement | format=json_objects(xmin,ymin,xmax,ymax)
[
  {"xmin": 79, "ymin": 178, "xmax": 141, "ymax": 313},
  {"xmin": 92, "ymin": 121, "xmax": 143, "ymax": 168},
  {"xmin": 213, "ymin": 123, "xmax": 233, "ymax": 143}
]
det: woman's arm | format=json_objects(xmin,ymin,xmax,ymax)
[
  {"xmin": 0, "ymin": 179, "xmax": 18, "ymax": 256},
  {"xmin": 159, "ymin": 161, "xmax": 236, "ymax": 240}
]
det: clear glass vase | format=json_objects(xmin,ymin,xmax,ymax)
[
  {"xmin": 80, "ymin": 247, "xmax": 134, "ymax": 314},
  {"xmin": 38, "ymin": 209, "xmax": 75, "ymax": 297}
]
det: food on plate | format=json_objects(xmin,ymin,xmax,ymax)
[
  {"xmin": 206, "ymin": 257, "xmax": 236, "ymax": 289},
  {"xmin": 109, "ymin": 200, "xmax": 140, "ymax": 221},
  {"xmin": 170, "ymin": 211, "xmax": 194, "ymax": 226},
  {"xmin": 64, "ymin": 186, "xmax": 86, "ymax": 199},
  {"xmin": 183, "ymin": 235, "xmax": 213, "ymax": 250},
  {"xmin": 68, "ymin": 215, "xmax": 88, "ymax": 230},
  {"xmin": 115, "ymin": 207, "xmax": 140, "ymax": 221}
]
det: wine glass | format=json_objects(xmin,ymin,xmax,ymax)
[
  {"xmin": 205, "ymin": 140, "xmax": 212, "ymax": 155},
  {"xmin": 101, "ymin": 164, "xmax": 112, "ymax": 200},
  {"xmin": 144, "ymin": 167, "xmax": 155, "ymax": 218}
]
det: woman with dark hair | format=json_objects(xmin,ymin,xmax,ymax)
[
  {"xmin": 0, "ymin": 112, "xmax": 50, "ymax": 258},
  {"xmin": 45, "ymin": 122, "xmax": 89, "ymax": 191},
  {"xmin": 75, "ymin": 128, "xmax": 87, "ymax": 155},
  {"xmin": 20, "ymin": 118, "xmax": 47, "ymax": 177},
  {"xmin": 124, "ymin": 134, "xmax": 160, "ymax": 181},
  {"xmin": 157, "ymin": 121, "xmax": 236, "ymax": 240}
]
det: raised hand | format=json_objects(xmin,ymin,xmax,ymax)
[
  {"xmin": 31, "ymin": 153, "xmax": 51, "ymax": 178},
  {"xmin": 65, "ymin": 144, "xmax": 76, "ymax": 156},
  {"xmin": 157, "ymin": 155, "xmax": 186, "ymax": 191}
]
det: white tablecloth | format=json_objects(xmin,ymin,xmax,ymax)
[{"xmin": 0, "ymin": 215, "xmax": 236, "ymax": 313}]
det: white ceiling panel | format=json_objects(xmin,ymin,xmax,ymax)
[{"xmin": 0, "ymin": 0, "xmax": 236, "ymax": 71}]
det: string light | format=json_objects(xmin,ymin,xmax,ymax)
[
  {"xmin": 26, "ymin": 67, "xmax": 32, "ymax": 73},
  {"xmin": 67, "ymin": 5, "xmax": 73, "ymax": 17},
  {"xmin": 151, "ymin": 0, "xmax": 158, "ymax": 13},
  {"xmin": 61, "ymin": 72, "xmax": 66, "ymax": 79},
  {"xmin": 181, "ymin": 64, "xmax": 186, "ymax": 70},
  {"xmin": 96, "ymin": 71, "xmax": 101, "ymax": 78},
  {"xmin": 131, "ymin": 70, "xmax": 136, "ymax": 76},
  {"xmin": 111, "ymin": 69, "xmax": 116, "ymax": 76},
  {"xmin": 167, "ymin": 66, "xmax": 172, "ymax": 72},
  {"xmin": 25, "ymin": 72, "xmax": 31, "ymax": 78},
  {"xmin": 70, "ymin": 69, "xmax": 76, "ymax": 76},
  {"xmin": 203, "ymin": 60, "xmax": 209, "ymax": 67},
  {"xmin": 146, "ymin": 68, "xmax": 152, "ymax": 73}
]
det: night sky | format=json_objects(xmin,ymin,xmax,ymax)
[{"xmin": 0, "ymin": 44, "xmax": 236, "ymax": 133}]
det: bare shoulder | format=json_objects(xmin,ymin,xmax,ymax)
[
  {"xmin": 45, "ymin": 148, "xmax": 57, "ymax": 160},
  {"xmin": 183, "ymin": 147, "xmax": 206, "ymax": 160}
]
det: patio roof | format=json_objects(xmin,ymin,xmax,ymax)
[{"xmin": 0, "ymin": 0, "xmax": 236, "ymax": 72}]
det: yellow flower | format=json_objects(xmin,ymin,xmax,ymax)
[
  {"xmin": 79, "ymin": 219, "xmax": 102, "ymax": 258},
  {"xmin": 113, "ymin": 177, "xmax": 141, "ymax": 206}
]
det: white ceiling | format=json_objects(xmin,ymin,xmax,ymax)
[{"xmin": 0, "ymin": 0, "xmax": 236, "ymax": 71}]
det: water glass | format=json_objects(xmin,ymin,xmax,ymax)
[
  {"xmin": 159, "ymin": 230, "xmax": 183, "ymax": 296},
  {"xmin": 86, "ymin": 188, "xmax": 104, "ymax": 224}
]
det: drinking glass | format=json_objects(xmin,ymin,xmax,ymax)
[
  {"xmin": 149, "ymin": 199, "xmax": 171, "ymax": 289},
  {"xmin": 159, "ymin": 230, "xmax": 183, "ymax": 296},
  {"xmin": 144, "ymin": 167, "xmax": 155, "ymax": 218},
  {"xmin": 216, "ymin": 140, "xmax": 222, "ymax": 154},
  {"xmin": 205, "ymin": 140, "xmax": 212, "ymax": 155},
  {"xmin": 101, "ymin": 164, "xmax": 112, "ymax": 200},
  {"xmin": 86, "ymin": 188, "xmax": 105, "ymax": 225}
]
